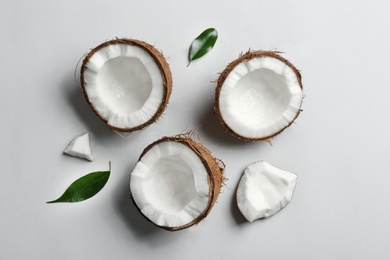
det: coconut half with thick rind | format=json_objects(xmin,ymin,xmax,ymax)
[
  {"xmin": 215, "ymin": 51, "xmax": 303, "ymax": 141},
  {"xmin": 80, "ymin": 38, "xmax": 172, "ymax": 132},
  {"xmin": 237, "ymin": 161, "xmax": 297, "ymax": 222},
  {"xmin": 130, "ymin": 135, "xmax": 224, "ymax": 231}
]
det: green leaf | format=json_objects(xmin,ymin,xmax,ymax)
[
  {"xmin": 47, "ymin": 162, "xmax": 111, "ymax": 203},
  {"xmin": 188, "ymin": 28, "xmax": 218, "ymax": 66}
]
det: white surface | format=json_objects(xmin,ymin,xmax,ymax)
[
  {"xmin": 237, "ymin": 161, "xmax": 297, "ymax": 222},
  {"xmin": 1, "ymin": 0, "xmax": 390, "ymax": 259},
  {"xmin": 130, "ymin": 141, "xmax": 209, "ymax": 227}
]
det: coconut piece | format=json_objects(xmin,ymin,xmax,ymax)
[
  {"xmin": 237, "ymin": 161, "xmax": 297, "ymax": 222},
  {"xmin": 80, "ymin": 38, "xmax": 172, "ymax": 133},
  {"xmin": 64, "ymin": 132, "xmax": 93, "ymax": 161},
  {"xmin": 130, "ymin": 134, "xmax": 224, "ymax": 231},
  {"xmin": 215, "ymin": 51, "xmax": 303, "ymax": 141}
]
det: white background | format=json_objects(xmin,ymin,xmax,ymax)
[{"xmin": 1, "ymin": 0, "xmax": 390, "ymax": 259}]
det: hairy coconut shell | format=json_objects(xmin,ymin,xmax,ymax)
[
  {"xmin": 215, "ymin": 50, "xmax": 303, "ymax": 141},
  {"xmin": 80, "ymin": 38, "xmax": 172, "ymax": 133},
  {"xmin": 131, "ymin": 134, "xmax": 225, "ymax": 231}
]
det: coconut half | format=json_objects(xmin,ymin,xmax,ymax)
[
  {"xmin": 130, "ymin": 135, "xmax": 224, "ymax": 231},
  {"xmin": 237, "ymin": 161, "xmax": 297, "ymax": 222},
  {"xmin": 215, "ymin": 51, "xmax": 303, "ymax": 141},
  {"xmin": 80, "ymin": 38, "xmax": 172, "ymax": 132}
]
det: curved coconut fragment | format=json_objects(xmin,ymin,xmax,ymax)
[
  {"xmin": 80, "ymin": 38, "xmax": 172, "ymax": 132},
  {"xmin": 215, "ymin": 51, "xmax": 303, "ymax": 141},
  {"xmin": 130, "ymin": 135, "xmax": 224, "ymax": 231},
  {"xmin": 64, "ymin": 132, "xmax": 93, "ymax": 161},
  {"xmin": 237, "ymin": 161, "xmax": 297, "ymax": 222}
]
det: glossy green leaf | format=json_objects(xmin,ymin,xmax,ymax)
[
  {"xmin": 47, "ymin": 162, "xmax": 111, "ymax": 203},
  {"xmin": 188, "ymin": 28, "xmax": 218, "ymax": 66}
]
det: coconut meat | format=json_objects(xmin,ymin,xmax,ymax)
[
  {"xmin": 83, "ymin": 44, "xmax": 164, "ymax": 129},
  {"xmin": 237, "ymin": 161, "xmax": 297, "ymax": 222},
  {"xmin": 219, "ymin": 57, "xmax": 302, "ymax": 139},
  {"xmin": 64, "ymin": 132, "xmax": 93, "ymax": 161},
  {"xmin": 130, "ymin": 141, "xmax": 210, "ymax": 228}
]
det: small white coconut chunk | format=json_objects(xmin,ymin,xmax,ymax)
[
  {"xmin": 130, "ymin": 141, "xmax": 210, "ymax": 228},
  {"xmin": 63, "ymin": 132, "xmax": 93, "ymax": 161},
  {"xmin": 237, "ymin": 161, "xmax": 297, "ymax": 222}
]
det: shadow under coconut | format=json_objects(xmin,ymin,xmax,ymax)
[
  {"xmin": 114, "ymin": 172, "xmax": 159, "ymax": 237},
  {"xmin": 113, "ymin": 166, "xmax": 188, "ymax": 245},
  {"xmin": 230, "ymin": 169, "xmax": 249, "ymax": 225},
  {"xmin": 61, "ymin": 77, "xmax": 116, "ymax": 141},
  {"xmin": 197, "ymin": 101, "xmax": 256, "ymax": 148}
]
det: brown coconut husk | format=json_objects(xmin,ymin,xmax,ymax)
[
  {"xmin": 131, "ymin": 133, "xmax": 225, "ymax": 231},
  {"xmin": 214, "ymin": 50, "xmax": 303, "ymax": 142},
  {"xmin": 80, "ymin": 38, "xmax": 172, "ymax": 133}
]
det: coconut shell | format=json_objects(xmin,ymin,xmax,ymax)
[
  {"xmin": 215, "ymin": 50, "xmax": 303, "ymax": 141},
  {"xmin": 80, "ymin": 38, "xmax": 172, "ymax": 133},
  {"xmin": 131, "ymin": 134, "xmax": 225, "ymax": 231}
]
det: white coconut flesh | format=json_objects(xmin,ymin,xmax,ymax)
[
  {"xmin": 219, "ymin": 57, "xmax": 302, "ymax": 139},
  {"xmin": 64, "ymin": 132, "xmax": 93, "ymax": 161},
  {"xmin": 130, "ymin": 141, "xmax": 210, "ymax": 228},
  {"xmin": 83, "ymin": 44, "xmax": 164, "ymax": 129},
  {"xmin": 237, "ymin": 161, "xmax": 297, "ymax": 222}
]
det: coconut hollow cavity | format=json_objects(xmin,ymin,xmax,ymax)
[
  {"xmin": 80, "ymin": 38, "xmax": 172, "ymax": 132},
  {"xmin": 130, "ymin": 134, "xmax": 224, "ymax": 231},
  {"xmin": 215, "ymin": 51, "xmax": 303, "ymax": 141}
]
